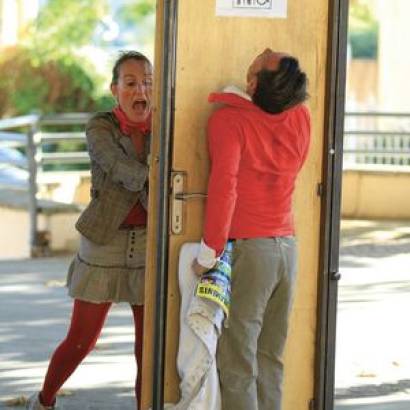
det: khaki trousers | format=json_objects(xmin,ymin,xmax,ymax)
[{"xmin": 217, "ymin": 237, "xmax": 297, "ymax": 410}]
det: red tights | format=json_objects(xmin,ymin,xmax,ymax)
[{"xmin": 39, "ymin": 299, "xmax": 144, "ymax": 409}]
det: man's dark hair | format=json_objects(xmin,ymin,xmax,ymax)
[
  {"xmin": 252, "ymin": 57, "xmax": 308, "ymax": 114},
  {"xmin": 111, "ymin": 51, "xmax": 152, "ymax": 85}
]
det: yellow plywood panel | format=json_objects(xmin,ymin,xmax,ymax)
[{"xmin": 144, "ymin": 1, "xmax": 331, "ymax": 409}]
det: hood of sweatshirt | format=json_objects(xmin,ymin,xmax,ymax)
[
  {"xmin": 208, "ymin": 85, "xmax": 256, "ymax": 109},
  {"xmin": 208, "ymin": 85, "xmax": 293, "ymax": 120}
]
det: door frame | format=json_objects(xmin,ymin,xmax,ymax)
[
  {"xmin": 151, "ymin": 1, "xmax": 179, "ymax": 410},
  {"xmin": 149, "ymin": 0, "xmax": 350, "ymax": 409},
  {"xmin": 314, "ymin": 0, "xmax": 349, "ymax": 409}
]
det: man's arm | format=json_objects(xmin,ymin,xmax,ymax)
[{"xmin": 196, "ymin": 110, "xmax": 243, "ymax": 270}]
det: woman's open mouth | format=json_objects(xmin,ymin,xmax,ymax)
[{"xmin": 133, "ymin": 99, "xmax": 148, "ymax": 112}]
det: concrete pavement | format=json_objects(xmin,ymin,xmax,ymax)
[
  {"xmin": 334, "ymin": 219, "xmax": 410, "ymax": 410},
  {"xmin": 0, "ymin": 219, "xmax": 409, "ymax": 409},
  {"xmin": 0, "ymin": 256, "xmax": 136, "ymax": 409}
]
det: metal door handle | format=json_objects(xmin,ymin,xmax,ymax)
[
  {"xmin": 175, "ymin": 192, "xmax": 207, "ymax": 201},
  {"xmin": 171, "ymin": 172, "xmax": 207, "ymax": 234}
]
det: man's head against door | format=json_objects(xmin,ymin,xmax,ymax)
[{"xmin": 246, "ymin": 48, "xmax": 308, "ymax": 114}]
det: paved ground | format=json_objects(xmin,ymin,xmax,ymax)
[
  {"xmin": 0, "ymin": 256, "xmax": 136, "ymax": 409},
  {"xmin": 334, "ymin": 219, "xmax": 410, "ymax": 410},
  {"xmin": 0, "ymin": 219, "xmax": 409, "ymax": 409}
]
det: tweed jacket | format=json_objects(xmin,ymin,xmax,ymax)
[{"xmin": 75, "ymin": 112, "xmax": 149, "ymax": 245}]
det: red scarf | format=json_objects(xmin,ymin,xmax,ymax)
[{"xmin": 113, "ymin": 106, "xmax": 151, "ymax": 136}]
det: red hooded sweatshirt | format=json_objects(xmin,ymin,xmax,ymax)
[{"xmin": 201, "ymin": 89, "xmax": 311, "ymax": 258}]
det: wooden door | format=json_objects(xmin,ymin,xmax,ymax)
[{"xmin": 141, "ymin": 1, "xmax": 346, "ymax": 409}]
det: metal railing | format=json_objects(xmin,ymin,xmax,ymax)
[
  {"xmin": 2, "ymin": 110, "xmax": 410, "ymax": 254},
  {"xmin": 344, "ymin": 112, "xmax": 410, "ymax": 167},
  {"xmin": 0, "ymin": 113, "xmax": 91, "ymax": 255}
]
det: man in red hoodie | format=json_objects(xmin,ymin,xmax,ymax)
[{"xmin": 194, "ymin": 49, "xmax": 310, "ymax": 410}]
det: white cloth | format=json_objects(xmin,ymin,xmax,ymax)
[
  {"xmin": 222, "ymin": 84, "xmax": 252, "ymax": 101},
  {"xmin": 165, "ymin": 242, "xmax": 223, "ymax": 410}
]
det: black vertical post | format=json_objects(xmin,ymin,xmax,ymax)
[
  {"xmin": 152, "ymin": 0, "xmax": 178, "ymax": 409},
  {"xmin": 315, "ymin": 0, "xmax": 349, "ymax": 409}
]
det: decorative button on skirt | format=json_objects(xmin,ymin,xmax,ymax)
[{"xmin": 66, "ymin": 227, "xmax": 146, "ymax": 305}]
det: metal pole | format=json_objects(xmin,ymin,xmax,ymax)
[
  {"xmin": 324, "ymin": 0, "xmax": 349, "ymax": 404},
  {"xmin": 315, "ymin": 0, "xmax": 350, "ymax": 409},
  {"xmin": 152, "ymin": 0, "xmax": 178, "ymax": 409},
  {"xmin": 26, "ymin": 119, "xmax": 40, "ymax": 257}
]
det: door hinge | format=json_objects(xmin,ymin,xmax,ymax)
[
  {"xmin": 317, "ymin": 182, "xmax": 324, "ymax": 197},
  {"xmin": 330, "ymin": 271, "xmax": 341, "ymax": 281},
  {"xmin": 309, "ymin": 398, "xmax": 316, "ymax": 410}
]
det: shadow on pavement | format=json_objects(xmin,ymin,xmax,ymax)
[
  {"xmin": 339, "ymin": 279, "xmax": 410, "ymax": 305},
  {"xmin": 340, "ymin": 241, "xmax": 410, "ymax": 258},
  {"xmin": 0, "ymin": 256, "xmax": 138, "ymax": 409},
  {"xmin": 0, "ymin": 386, "xmax": 135, "ymax": 409},
  {"xmin": 335, "ymin": 220, "xmax": 410, "ymax": 410},
  {"xmin": 335, "ymin": 397, "xmax": 410, "ymax": 410},
  {"xmin": 336, "ymin": 379, "xmax": 410, "ymax": 399}
]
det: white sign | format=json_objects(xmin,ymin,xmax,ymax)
[{"xmin": 216, "ymin": 0, "xmax": 287, "ymax": 18}]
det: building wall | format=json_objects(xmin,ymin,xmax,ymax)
[
  {"xmin": 0, "ymin": 207, "xmax": 30, "ymax": 258},
  {"xmin": 346, "ymin": 59, "xmax": 378, "ymax": 109},
  {"xmin": 0, "ymin": 206, "xmax": 80, "ymax": 259},
  {"xmin": 47, "ymin": 213, "xmax": 80, "ymax": 252},
  {"xmin": 377, "ymin": 0, "xmax": 410, "ymax": 111},
  {"xmin": 342, "ymin": 167, "xmax": 410, "ymax": 219},
  {"xmin": 347, "ymin": 1, "xmax": 410, "ymax": 112},
  {"xmin": 0, "ymin": 0, "xmax": 39, "ymax": 47},
  {"xmin": 73, "ymin": 175, "xmax": 91, "ymax": 205}
]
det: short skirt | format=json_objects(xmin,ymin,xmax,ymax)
[{"xmin": 66, "ymin": 227, "xmax": 146, "ymax": 305}]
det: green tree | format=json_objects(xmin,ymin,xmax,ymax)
[
  {"xmin": 0, "ymin": 46, "xmax": 109, "ymax": 117},
  {"xmin": 349, "ymin": 0, "xmax": 378, "ymax": 59},
  {"xmin": 0, "ymin": 0, "xmax": 113, "ymax": 117},
  {"xmin": 114, "ymin": 0, "xmax": 156, "ymax": 50},
  {"xmin": 0, "ymin": 0, "xmax": 155, "ymax": 171},
  {"xmin": 25, "ymin": 0, "xmax": 109, "ymax": 58},
  {"xmin": 0, "ymin": 0, "xmax": 156, "ymax": 118},
  {"xmin": 116, "ymin": 0, "xmax": 156, "ymax": 26}
]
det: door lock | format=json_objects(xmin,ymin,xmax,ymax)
[{"xmin": 171, "ymin": 172, "xmax": 207, "ymax": 234}]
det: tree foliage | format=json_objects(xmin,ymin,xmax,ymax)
[
  {"xmin": 0, "ymin": 0, "xmax": 113, "ymax": 117},
  {"xmin": 349, "ymin": 0, "xmax": 378, "ymax": 59},
  {"xmin": 116, "ymin": 0, "xmax": 156, "ymax": 26},
  {"xmin": 25, "ymin": 0, "xmax": 109, "ymax": 57},
  {"xmin": 0, "ymin": 47, "xmax": 110, "ymax": 117},
  {"xmin": 0, "ymin": 0, "xmax": 156, "ymax": 118}
]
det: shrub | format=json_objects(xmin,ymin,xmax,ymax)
[
  {"xmin": 348, "ymin": 1, "xmax": 378, "ymax": 60},
  {"xmin": 0, "ymin": 46, "xmax": 111, "ymax": 117},
  {"xmin": 349, "ymin": 28, "xmax": 378, "ymax": 59}
]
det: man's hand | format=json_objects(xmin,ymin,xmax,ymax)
[{"xmin": 193, "ymin": 259, "xmax": 211, "ymax": 277}]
